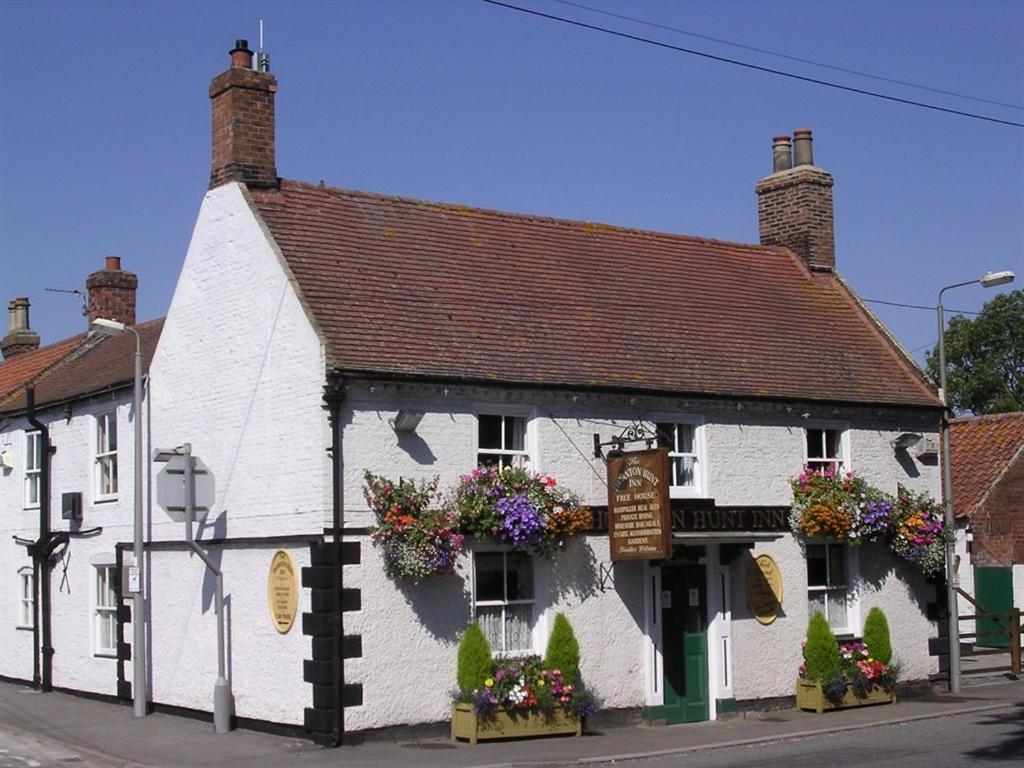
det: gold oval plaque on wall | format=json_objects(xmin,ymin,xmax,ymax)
[
  {"xmin": 267, "ymin": 550, "xmax": 299, "ymax": 634},
  {"xmin": 746, "ymin": 553, "xmax": 783, "ymax": 625}
]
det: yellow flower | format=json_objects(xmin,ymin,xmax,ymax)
[
  {"xmin": 536, "ymin": 679, "xmax": 545, "ymax": 688},
  {"xmin": 484, "ymin": 678, "xmax": 494, "ymax": 688}
]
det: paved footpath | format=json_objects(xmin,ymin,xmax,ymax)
[{"xmin": 0, "ymin": 680, "xmax": 1021, "ymax": 768}]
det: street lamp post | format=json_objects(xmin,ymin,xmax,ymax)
[
  {"xmin": 92, "ymin": 318, "xmax": 146, "ymax": 718},
  {"xmin": 936, "ymin": 270, "xmax": 1014, "ymax": 694}
]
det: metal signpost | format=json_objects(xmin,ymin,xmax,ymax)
[{"xmin": 155, "ymin": 444, "xmax": 233, "ymax": 733}]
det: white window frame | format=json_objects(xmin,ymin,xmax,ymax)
[
  {"xmin": 653, "ymin": 417, "xmax": 706, "ymax": 497},
  {"xmin": 471, "ymin": 547, "xmax": 541, "ymax": 656},
  {"xmin": 806, "ymin": 540, "xmax": 860, "ymax": 636},
  {"xmin": 803, "ymin": 424, "xmax": 849, "ymax": 476},
  {"xmin": 475, "ymin": 412, "xmax": 533, "ymax": 470},
  {"xmin": 93, "ymin": 563, "xmax": 118, "ymax": 657},
  {"xmin": 24, "ymin": 430, "xmax": 41, "ymax": 509},
  {"xmin": 17, "ymin": 567, "xmax": 35, "ymax": 630},
  {"xmin": 93, "ymin": 411, "xmax": 118, "ymax": 501}
]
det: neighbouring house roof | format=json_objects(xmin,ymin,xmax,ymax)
[
  {"xmin": 950, "ymin": 411, "xmax": 1024, "ymax": 519},
  {"xmin": 249, "ymin": 181, "xmax": 940, "ymax": 408},
  {"xmin": 0, "ymin": 335, "xmax": 86, "ymax": 404},
  {"xmin": 0, "ymin": 318, "xmax": 164, "ymax": 415}
]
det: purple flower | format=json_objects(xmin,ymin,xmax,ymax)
[{"xmin": 496, "ymin": 494, "xmax": 545, "ymax": 546}]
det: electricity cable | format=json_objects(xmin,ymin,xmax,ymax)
[
  {"xmin": 480, "ymin": 0, "xmax": 1024, "ymax": 128},
  {"xmin": 550, "ymin": 0, "xmax": 1024, "ymax": 111}
]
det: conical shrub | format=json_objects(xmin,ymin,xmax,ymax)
[
  {"xmin": 544, "ymin": 613, "xmax": 581, "ymax": 686},
  {"xmin": 803, "ymin": 611, "xmax": 841, "ymax": 683},
  {"xmin": 862, "ymin": 607, "xmax": 893, "ymax": 665},
  {"xmin": 456, "ymin": 621, "xmax": 494, "ymax": 692}
]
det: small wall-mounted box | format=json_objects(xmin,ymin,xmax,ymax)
[
  {"xmin": 62, "ymin": 492, "xmax": 82, "ymax": 521},
  {"xmin": 915, "ymin": 436, "xmax": 939, "ymax": 460}
]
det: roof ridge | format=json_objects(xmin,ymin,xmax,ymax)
[
  {"xmin": 276, "ymin": 178, "xmax": 787, "ymax": 254},
  {"xmin": 951, "ymin": 411, "xmax": 1024, "ymax": 425}
]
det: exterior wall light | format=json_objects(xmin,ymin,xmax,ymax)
[{"xmin": 390, "ymin": 410, "xmax": 425, "ymax": 433}]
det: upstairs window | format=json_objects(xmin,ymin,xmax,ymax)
[
  {"xmin": 94, "ymin": 413, "xmax": 118, "ymax": 500},
  {"xmin": 472, "ymin": 550, "xmax": 535, "ymax": 654},
  {"xmin": 24, "ymin": 431, "xmax": 41, "ymax": 509},
  {"xmin": 657, "ymin": 421, "xmax": 703, "ymax": 495},
  {"xmin": 805, "ymin": 428, "xmax": 844, "ymax": 475},
  {"xmin": 477, "ymin": 414, "xmax": 529, "ymax": 469}
]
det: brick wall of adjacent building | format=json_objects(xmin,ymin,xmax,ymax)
[{"xmin": 971, "ymin": 453, "xmax": 1024, "ymax": 567}]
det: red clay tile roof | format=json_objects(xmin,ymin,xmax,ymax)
[
  {"xmin": 0, "ymin": 335, "xmax": 85, "ymax": 404},
  {"xmin": 950, "ymin": 412, "xmax": 1024, "ymax": 518},
  {"xmin": 0, "ymin": 319, "xmax": 164, "ymax": 414},
  {"xmin": 250, "ymin": 181, "xmax": 940, "ymax": 408}
]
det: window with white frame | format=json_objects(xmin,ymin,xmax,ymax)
[
  {"xmin": 807, "ymin": 542, "xmax": 855, "ymax": 633},
  {"xmin": 656, "ymin": 421, "xmax": 703, "ymax": 495},
  {"xmin": 473, "ymin": 550, "xmax": 535, "ymax": 654},
  {"xmin": 805, "ymin": 428, "xmax": 844, "ymax": 475},
  {"xmin": 24, "ymin": 431, "xmax": 41, "ymax": 508},
  {"xmin": 17, "ymin": 568, "xmax": 34, "ymax": 629},
  {"xmin": 477, "ymin": 414, "xmax": 529, "ymax": 469},
  {"xmin": 94, "ymin": 565, "xmax": 118, "ymax": 656},
  {"xmin": 94, "ymin": 412, "xmax": 118, "ymax": 499}
]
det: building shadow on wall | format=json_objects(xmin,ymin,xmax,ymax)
[
  {"xmin": 549, "ymin": 539, "xmax": 599, "ymax": 604},
  {"xmin": 396, "ymin": 574, "xmax": 470, "ymax": 643},
  {"xmin": 396, "ymin": 432, "xmax": 437, "ymax": 465}
]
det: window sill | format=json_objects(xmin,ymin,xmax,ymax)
[
  {"xmin": 23, "ymin": 504, "xmax": 40, "ymax": 511},
  {"xmin": 92, "ymin": 497, "xmax": 119, "ymax": 505},
  {"xmin": 93, "ymin": 651, "xmax": 118, "ymax": 659},
  {"xmin": 16, "ymin": 625, "xmax": 34, "ymax": 631}
]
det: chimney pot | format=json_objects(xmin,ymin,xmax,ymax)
[
  {"xmin": 1, "ymin": 297, "xmax": 40, "ymax": 359},
  {"xmin": 105, "ymin": 255, "xmax": 121, "ymax": 271},
  {"xmin": 793, "ymin": 129, "xmax": 814, "ymax": 166},
  {"xmin": 230, "ymin": 39, "xmax": 253, "ymax": 69},
  {"xmin": 772, "ymin": 135, "xmax": 793, "ymax": 173}
]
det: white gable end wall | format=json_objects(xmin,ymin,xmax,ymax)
[{"xmin": 145, "ymin": 182, "xmax": 329, "ymax": 722}]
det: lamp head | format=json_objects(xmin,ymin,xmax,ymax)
[
  {"xmin": 91, "ymin": 317, "xmax": 126, "ymax": 335},
  {"xmin": 980, "ymin": 270, "xmax": 1015, "ymax": 288}
]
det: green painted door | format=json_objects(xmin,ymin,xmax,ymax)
[
  {"xmin": 975, "ymin": 567, "xmax": 1014, "ymax": 648},
  {"xmin": 661, "ymin": 563, "xmax": 709, "ymax": 724}
]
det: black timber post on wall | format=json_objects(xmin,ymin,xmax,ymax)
[{"xmin": 303, "ymin": 379, "xmax": 362, "ymax": 746}]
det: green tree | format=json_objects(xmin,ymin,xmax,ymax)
[
  {"xmin": 456, "ymin": 622, "xmax": 494, "ymax": 692},
  {"xmin": 862, "ymin": 607, "xmax": 893, "ymax": 665},
  {"xmin": 544, "ymin": 613, "xmax": 581, "ymax": 685},
  {"xmin": 926, "ymin": 289, "xmax": 1023, "ymax": 415}
]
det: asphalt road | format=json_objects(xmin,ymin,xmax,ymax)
[
  {"xmin": 0, "ymin": 727, "xmax": 107, "ymax": 768},
  {"xmin": 588, "ymin": 705, "xmax": 1024, "ymax": 767}
]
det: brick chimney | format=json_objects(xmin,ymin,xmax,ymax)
[
  {"xmin": 756, "ymin": 130, "xmax": 835, "ymax": 271},
  {"xmin": 209, "ymin": 39, "xmax": 278, "ymax": 190},
  {"xmin": 87, "ymin": 257, "xmax": 137, "ymax": 328},
  {"xmin": 1, "ymin": 297, "xmax": 41, "ymax": 359}
]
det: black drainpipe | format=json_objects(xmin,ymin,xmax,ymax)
[
  {"xmin": 326, "ymin": 379, "xmax": 345, "ymax": 747},
  {"xmin": 26, "ymin": 386, "xmax": 54, "ymax": 693}
]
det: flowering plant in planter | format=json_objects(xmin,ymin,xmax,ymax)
[
  {"xmin": 798, "ymin": 610, "xmax": 897, "ymax": 710},
  {"xmin": 464, "ymin": 656, "xmax": 600, "ymax": 720},
  {"xmin": 448, "ymin": 466, "xmax": 591, "ymax": 554},
  {"xmin": 364, "ymin": 472, "xmax": 465, "ymax": 584},
  {"xmin": 790, "ymin": 468, "xmax": 948, "ymax": 576},
  {"xmin": 889, "ymin": 485, "xmax": 950, "ymax": 577},
  {"xmin": 789, "ymin": 468, "xmax": 888, "ymax": 543}
]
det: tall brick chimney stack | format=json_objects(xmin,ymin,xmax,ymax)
[
  {"xmin": 209, "ymin": 39, "xmax": 278, "ymax": 190},
  {"xmin": 756, "ymin": 130, "xmax": 835, "ymax": 272},
  {"xmin": 87, "ymin": 256, "xmax": 137, "ymax": 328},
  {"xmin": 1, "ymin": 297, "xmax": 41, "ymax": 359}
]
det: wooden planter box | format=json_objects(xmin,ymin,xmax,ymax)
[
  {"xmin": 451, "ymin": 702, "xmax": 582, "ymax": 744},
  {"xmin": 796, "ymin": 678, "xmax": 896, "ymax": 713}
]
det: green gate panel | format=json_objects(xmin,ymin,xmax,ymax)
[{"xmin": 974, "ymin": 567, "xmax": 1013, "ymax": 648}]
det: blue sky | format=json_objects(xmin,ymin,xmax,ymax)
[{"xmin": 2, "ymin": 0, "xmax": 1021, "ymax": 365}]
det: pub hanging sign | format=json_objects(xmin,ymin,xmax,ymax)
[{"xmin": 607, "ymin": 448, "xmax": 672, "ymax": 560}]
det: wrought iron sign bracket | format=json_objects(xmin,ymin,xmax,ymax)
[
  {"xmin": 598, "ymin": 562, "xmax": 615, "ymax": 592},
  {"xmin": 592, "ymin": 422, "xmax": 658, "ymax": 463}
]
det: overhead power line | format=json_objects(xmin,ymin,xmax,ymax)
[
  {"xmin": 862, "ymin": 298, "xmax": 980, "ymax": 316},
  {"xmin": 551, "ymin": 0, "xmax": 1024, "ymax": 112},
  {"xmin": 480, "ymin": 0, "xmax": 1024, "ymax": 129}
]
